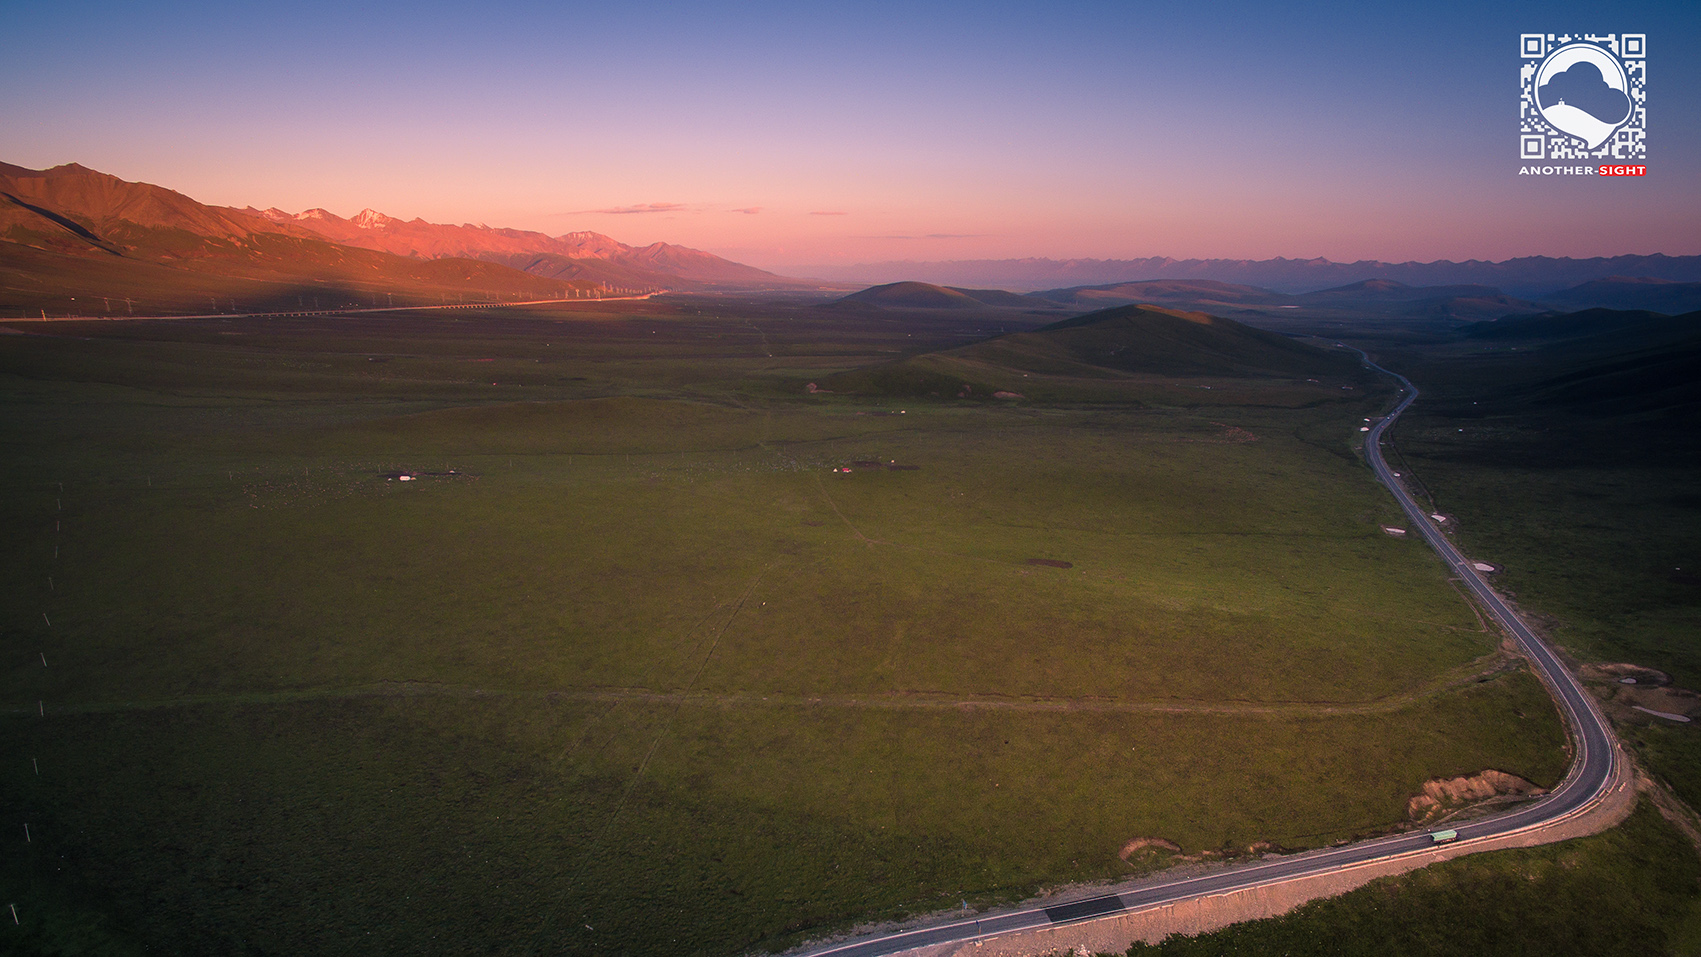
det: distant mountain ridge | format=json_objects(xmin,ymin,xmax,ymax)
[
  {"xmin": 0, "ymin": 161, "xmax": 328, "ymax": 254},
  {"xmin": 244, "ymin": 205, "xmax": 791, "ymax": 287},
  {"xmin": 1541, "ymin": 277, "xmax": 1701, "ymax": 315},
  {"xmin": 0, "ymin": 161, "xmax": 814, "ymax": 315},
  {"xmin": 826, "ymin": 276, "xmax": 1675, "ymax": 329},
  {"xmin": 0, "ymin": 162, "xmax": 653, "ymax": 315},
  {"xmin": 810, "ymin": 255, "xmax": 1701, "ymax": 297},
  {"xmin": 1029, "ymin": 278, "xmax": 1547, "ymax": 323}
]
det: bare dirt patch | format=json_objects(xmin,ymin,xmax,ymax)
[
  {"xmin": 1118, "ymin": 837, "xmax": 1181, "ymax": 862},
  {"xmin": 1025, "ymin": 558, "xmax": 1074, "ymax": 569},
  {"xmin": 1210, "ymin": 422, "xmax": 1258, "ymax": 442},
  {"xmin": 1407, "ymin": 769, "xmax": 1543, "ymax": 823}
]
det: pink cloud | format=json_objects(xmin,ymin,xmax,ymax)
[{"xmin": 575, "ymin": 203, "xmax": 690, "ymax": 215}]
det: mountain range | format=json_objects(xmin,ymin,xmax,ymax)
[
  {"xmin": 0, "ymin": 162, "xmax": 803, "ymax": 317},
  {"xmin": 1027, "ymin": 278, "xmax": 1550, "ymax": 322},
  {"xmin": 7, "ymin": 161, "xmax": 1700, "ymax": 320},
  {"xmin": 828, "ymin": 278, "xmax": 1701, "ymax": 325},
  {"xmin": 807, "ymin": 255, "xmax": 1701, "ymax": 298},
  {"xmin": 242, "ymin": 205, "xmax": 789, "ymax": 288}
]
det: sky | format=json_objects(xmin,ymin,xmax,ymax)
[{"xmin": 3, "ymin": 0, "xmax": 1698, "ymax": 272}]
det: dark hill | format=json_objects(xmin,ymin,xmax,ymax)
[
  {"xmin": 1543, "ymin": 277, "xmax": 1701, "ymax": 314},
  {"xmin": 1453, "ymin": 309, "xmax": 1701, "ymax": 426},
  {"xmin": 1012, "ymin": 304, "xmax": 1362, "ymax": 377},
  {"xmin": 1511, "ymin": 331, "xmax": 1701, "ymax": 418},
  {"xmin": 1025, "ymin": 278, "xmax": 1540, "ymax": 324},
  {"xmin": 1467, "ymin": 308, "xmax": 1693, "ymax": 347},
  {"xmin": 835, "ymin": 281, "xmax": 1042, "ymax": 310},
  {"xmin": 822, "ymin": 303, "xmax": 1362, "ymax": 398},
  {"xmin": 1397, "ymin": 293, "xmax": 1545, "ymax": 322},
  {"xmin": 1295, "ymin": 280, "xmax": 1508, "ymax": 303},
  {"xmin": 1031, "ymin": 279, "xmax": 1285, "ymax": 308}
]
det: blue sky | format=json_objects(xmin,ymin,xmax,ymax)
[{"xmin": 2, "ymin": 0, "xmax": 1696, "ymax": 268}]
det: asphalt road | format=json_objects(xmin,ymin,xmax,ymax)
[{"xmin": 802, "ymin": 352, "xmax": 1620, "ymax": 957}]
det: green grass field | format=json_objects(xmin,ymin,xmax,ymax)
[
  {"xmin": 1370, "ymin": 328, "xmax": 1701, "ymax": 818},
  {"xmin": 1091, "ymin": 316, "xmax": 1701, "ymax": 957},
  {"xmin": 0, "ymin": 302, "xmax": 1571, "ymax": 955},
  {"xmin": 1113, "ymin": 800, "xmax": 1701, "ymax": 957}
]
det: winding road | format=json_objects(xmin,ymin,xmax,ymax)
[{"xmin": 801, "ymin": 351, "xmax": 1622, "ymax": 957}]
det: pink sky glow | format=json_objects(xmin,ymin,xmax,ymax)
[{"xmin": 3, "ymin": 2, "xmax": 1697, "ymax": 272}]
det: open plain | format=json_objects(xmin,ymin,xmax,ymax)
[{"xmin": 0, "ymin": 298, "xmax": 1580, "ymax": 955}]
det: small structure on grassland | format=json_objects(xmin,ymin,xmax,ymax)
[{"xmin": 1381, "ymin": 526, "xmax": 1407, "ymax": 537}]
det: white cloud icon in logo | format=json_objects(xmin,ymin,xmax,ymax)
[{"xmin": 1535, "ymin": 44, "xmax": 1632, "ymax": 150}]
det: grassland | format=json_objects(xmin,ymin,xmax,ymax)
[
  {"xmin": 1061, "ymin": 312, "xmax": 1701, "ymax": 957},
  {"xmin": 0, "ymin": 300, "xmax": 1570, "ymax": 955},
  {"xmin": 1365, "ymin": 322, "xmax": 1701, "ymax": 821},
  {"xmin": 1112, "ymin": 800, "xmax": 1701, "ymax": 957}
]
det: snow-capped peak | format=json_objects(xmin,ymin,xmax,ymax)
[{"xmin": 352, "ymin": 208, "xmax": 395, "ymax": 229}]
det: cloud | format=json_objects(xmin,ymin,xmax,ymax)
[
  {"xmin": 809, "ymin": 210, "xmax": 848, "ymax": 216},
  {"xmin": 731, "ymin": 207, "xmax": 763, "ymax": 214},
  {"xmin": 1538, "ymin": 61, "xmax": 1630, "ymax": 124},
  {"xmin": 573, "ymin": 203, "xmax": 691, "ymax": 215}
]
